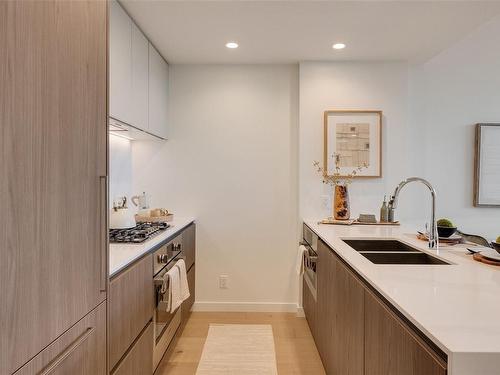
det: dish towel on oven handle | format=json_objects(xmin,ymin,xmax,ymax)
[
  {"xmin": 175, "ymin": 258, "xmax": 190, "ymax": 301},
  {"xmin": 166, "ymin": 265, "xmax": 182, "ymax": 313},
  {"xmin": 296, "ymin": 245, "xmax": 307, "ymax": 275}
]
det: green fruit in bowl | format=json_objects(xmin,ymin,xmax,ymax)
[
  {"xmin": 496, "ymin": 236, "xmax": 500, "ymax": 244},
  {"xmin": 437, "ymin": 218, "xmax": 455, "ymax": 228}
]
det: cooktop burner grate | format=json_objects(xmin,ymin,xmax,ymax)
[{"xmin": 109, "ymin": 222, "xmax": 170, "ymax": 243}]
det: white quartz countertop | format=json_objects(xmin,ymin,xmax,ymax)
[
  {"xmin": 109, "ymin": 217, "xmax": 195, "ymax": 277},
  {"xmin": 304, "ymin": 219, "xmax": 500, "ymax": 375}
]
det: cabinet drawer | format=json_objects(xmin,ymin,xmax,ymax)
[
  {"xmin": 109, "ymin": 254, "xmax": 154, "ymax": 369},
  {"xmin": 111, "ymin": 322, "xmax": 153, "ymax": 375},
  {"xmin": 14, "ymin": 302, "xmax": 106, "ymax": 375}
]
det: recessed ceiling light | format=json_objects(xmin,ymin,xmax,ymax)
[
  {"xmin": 225, "ymin": 42, "xmax": 239, "ymax": 49},
  {"xmin": 332, "ymin": 43, "xmax": 346, "ymax": 50}
]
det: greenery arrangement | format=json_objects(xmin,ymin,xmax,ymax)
[
  {"xmin": 437, "ymin": 218, "xmax": 455, "ymax": 228},
  {"xmin": 313, "ymin": 153, "xmax": 367, "ymax": 186}
]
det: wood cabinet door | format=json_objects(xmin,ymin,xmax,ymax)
[
  {"xmin": 148, "ymin": 44, "xmax": 169, "ymax": 139},
  {"xmin": 109, "ymin": 0, "xmax": 133, "ymax": 125},
  {"xmin": 109, "ymin": 254, "xmax": 154, "ymax": 370},
  {"xmin": 14, "ymin": 302, "xmax": 107, "ymax": 375},
  {"xmin": 182, "ymin": 224, "xmax": 196, "ymax": 271},
  {"xmin": 329, "ymin": 249, "xmax": 365, "ymax": 375},
  {"xmin": 315, "ymin": 240, "xmax": 332, "ymax": 364},
  {"xmin": 0, "ymin": 1, "xmax": 107, "ymax": 373},
  {"xmin": 316, "ymin": 240, "xmax": 364, "ymax": 375},
  {"xmin": 111, "ymin": 322, "xmax": 153, "ymax": 375},
  {"xmin": 364, "ymin": 290, "xmax": 447, "ymax": 375}
]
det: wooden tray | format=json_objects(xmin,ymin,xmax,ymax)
[
  {"xmin": 473, "ymin": 252, "xmax": 500, "ymax": 266},
  {"xmin": 135, "ymin": 213, "xmax": 173, "ymax": 223},
  {"xmin": 319, "ymin": 219, "xmax": 400, "ymax": 226}
]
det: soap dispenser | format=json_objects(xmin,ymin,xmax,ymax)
[{"xmin": 380, "ymin": 195, "xmax": 388, "ymax": 223}]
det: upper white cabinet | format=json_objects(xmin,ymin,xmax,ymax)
[
  {"xmin": 109, "ymin": 1, "xmax": 169, "ymax": 139},
  {"xmin": 109, "ymin": 0, "xmax": 132, "ymax": 125},
  {"xmin": 131, "ymin": 23, "xmax": 149, "ymax": 131},
  {"xmin": 148, "ymin": 44, "xmax": 169, "ymax": 139}
]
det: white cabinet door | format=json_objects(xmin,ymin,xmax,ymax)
[
  {"xmin": 109, "ymin": 0, "xmax": 133, "ymax": 125},
  {"xmin": 131, "ymin": 23, "xmax": 149, "ymax": 131},
  {"xmin": 148, "ymin": 44, "xmax": 169, "ymax": 139}
]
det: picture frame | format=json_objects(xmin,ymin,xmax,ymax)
[
  {"xmin": 323, "ymin": 110, "xmax": 382, "ymax": 178},
  {"xmin": 473, "ymin": 123, "xmax": 500, "ymax": 207}
]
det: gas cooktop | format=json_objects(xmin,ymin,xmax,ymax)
[{"xmin": 109, "ymin": 222, "xmax": 170, "ymax": 244}]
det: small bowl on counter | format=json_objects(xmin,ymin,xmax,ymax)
[
  {"xmin": 491, "ymin": 241, "xmax": 500, "ymax": 254},
  {"xmin": 437, "ymin": 226, "xmax": 457, "ymax": 238}
]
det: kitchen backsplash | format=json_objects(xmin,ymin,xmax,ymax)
[{"xmin": 109, "ymin": 134, "xmax": 133, "ymax": 208}]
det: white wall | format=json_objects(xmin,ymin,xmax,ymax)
[
  {"xmin": 131, "ymin": 64, "xmax": 300, "ymax": 311},
  {"xmin": 299, "ymin": 62, "xmax": 428, "ymax": 225},
  {"xmin": 414, "ymin": 15, "xmax": 500, "ymax": 238}
]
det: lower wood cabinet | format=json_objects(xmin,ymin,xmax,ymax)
[
  {"xmin": 109, "ymin": 254, "xmax": 154, "ymax": 370},
  {"xmin": 306, "ymin": 233, "xmax": 447, "ymax": 375},
  {"xmin": 14, "ymin": 302, "xmax": 106, "ymax": 375},
  {"xmin": 182, "ymin": 224, "xmax": 196, "ymax": 271},
  {"xmin": 182, "ymin": 264, "xmax": 196, "ymax": 323},
  {"xmin": 302, "ymin": 277, "xmax": 317, "ymax": 342},
  {"xmin": 111, "ymin": 323, "xmax": 153, "ymax": 375},
  {"xmin": 364, "ymin": 290, "xmax": 447, "ymax": 375},
  {"xmin": 316, "ymin": 239, "xmax": 364, "ymax": 375}
]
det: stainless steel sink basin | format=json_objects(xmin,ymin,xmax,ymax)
[
  {"xmin": 343, "ymin": 239, "xmax": 418, "ymax": 252},
  {"xmin": 360, "ymin": 252, "xmax": 450, "ymax": 265},
  {"xmin": 342, "ymin": 239, "xmax": 450, "ymax": 265}
]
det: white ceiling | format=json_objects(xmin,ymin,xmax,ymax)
[{"xmin": 121, "ymin": 1, "xmax": 500, "ymax": 64}]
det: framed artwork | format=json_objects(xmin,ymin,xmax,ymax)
[
  {"xmin": 474, "ymin": 123, "xmax": 500, "ymax": 207},
  {"xmin": 324, "ymin": 110, "xmax": 382, "ymax": 178}
]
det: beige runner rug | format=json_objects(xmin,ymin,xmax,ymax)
[{"xmin": 196, "ymin": 324, "xmax": 278, "ymax": 375}]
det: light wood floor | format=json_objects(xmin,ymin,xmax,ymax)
[{"xmin": 155, "ymin": 312, "xmax": 326, "ymax": 375}]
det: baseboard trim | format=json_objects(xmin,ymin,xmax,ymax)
[{"xmin": 192, "ymin": 301, "xmax": 301, "ymax": 313}]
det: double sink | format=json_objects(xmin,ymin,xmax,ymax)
[{"xmin": 343, "ymin": 239, "xmax": 450, "ymax": 265}]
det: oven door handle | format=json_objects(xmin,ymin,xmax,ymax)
[{"xmin": 153, "ymin": 255, "xmax": 186, "ymax": 290}]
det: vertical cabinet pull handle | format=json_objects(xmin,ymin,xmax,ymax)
[
  {"xmin": 99, "ymin": 175, "xmax": 108, "ymax": 292},
  {"xmin": 38, "ymin": 327, "xmax": 94, "ymax": 375}
]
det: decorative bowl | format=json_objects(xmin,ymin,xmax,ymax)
[
  {"xmin": 491, "ymin": 241, "xmax": 500, "ymax": 254},
  {"xmin": 437, "ymin": 226, "xmax": 457, "ymax": 238}
]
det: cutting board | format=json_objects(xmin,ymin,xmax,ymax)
[{"xmin": 473, "ymin": 252, "xmax": 500, "ymax": 266}]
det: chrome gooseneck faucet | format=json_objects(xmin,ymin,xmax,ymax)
[{"xmin": 390, "ymin": 177, "xmax": 438, "ymax": 249}]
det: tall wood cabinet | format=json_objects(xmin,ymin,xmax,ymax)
[{"xmin": 0, "ymin": 1, "xmax": 108, "ymax": 374}]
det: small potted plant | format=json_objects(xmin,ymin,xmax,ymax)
[
  {"xmin": 314, "ymin": 153, "xmax": 367, "ymax": 220},
  {"xmin": 436, "ymin": 218, "xmax": 457, "ymax": 238},
  {"xmin": 492, "ymin": 235, "xmax": 500, "ymax": 253}
]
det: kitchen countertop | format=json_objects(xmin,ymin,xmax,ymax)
[
  {"xmin": 304, "ymin": 219, "xmax": 500, "ymax": 375},
  {"xmin": 109, "ymin": 217, "xmax": 195, "ymax": 277}
]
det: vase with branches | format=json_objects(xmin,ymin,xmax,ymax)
[{"xmin": 314, "ymin": 154, "xmax": 367, "ymax": 220}]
